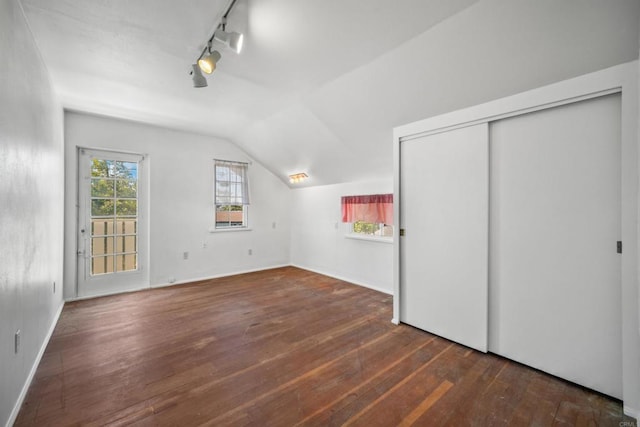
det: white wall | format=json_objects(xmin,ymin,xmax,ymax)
[
  {"xmin": 290, "ymin": 179, "xmax": 393, "ymax": 294},
  {"xmin": 64, "ymin": 112, "xmax": 291, "ymax": 299},
  {"xmin": 0, "ymin": 0, "xmax": 65, "ymax": 425},
  {"xmin": 299, "ymin": 0, "xmax": 640, "ymax": 185}
]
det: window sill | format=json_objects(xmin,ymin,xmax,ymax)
[
  {"xmin": 345, "ymin": 234, "xmax": 393, "ymax": 244},
  {"xmin": 208, "ymin": 226, "xmax": 252, "ymax": 233}
]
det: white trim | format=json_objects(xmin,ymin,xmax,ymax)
[
  {"xmin": 623, "ymin": 405, "xmax": 640, "ymax": 420},
  {"xmin": 345, "ymin": 233, "xmax": 393, "ymax": 244},
  {"xmin": 208, "ymin": 226, "xmax": 252, "ymax": 233},
  {"xmin": 67, "ymin": 263, "xmax": 392, "ymax": 303},
  {"xmin": 398, "ymin": 88, "xmax": 621, "ymax": 143},
  {"xmin": 290, "ymin": 264, "xmax": 393, "ymax": 295},
  {"xmin": 66, "ymin": 264, "xmax": 291, "ymax": 301},
  {"xmin": 6, "ymin": 301, "xmax": 64, "ymax": 427},
  {"xmin": 150, "ymin": 265, "xmax": 290, "ymax": 289},
  {"xmin": 67, "ymin": 263, "xmax": 393, "ymax": 300},
  {"xmin": 68, "ymin": 285, "xmax": 151, "ymax": 301}
]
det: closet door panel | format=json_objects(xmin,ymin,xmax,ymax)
[
  {"xmin": 400, "ymin": 124, "xmax": 488, "ymax": 352},
  {"xmin": 489, "ymin": 94, "xmax": 622, "ymax": 398}
]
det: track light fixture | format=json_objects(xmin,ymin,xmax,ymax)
[
  {"xmin": 190, "ymin": 64, "xmax": 208, "ymax": 88},
  {"xmin": 190, "ymin": 0, "xmax": 244, "ymax": 87},
  {"xmin": 198, "ymin": 46, "xmax": 222, "ymax": 75},
  {"xmin": 214, "ymin": 27, "xmax": 244, "ymax": 54}
]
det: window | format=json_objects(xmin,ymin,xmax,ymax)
[
  {"xmin": 89, "ymin": 157, "xmax": 139, "ymax": 275},
  {"xmin": 341, "ymin": 194, "xmax": 393, "ymax": 240},
  {"xmin": 351, "ymin": 220, "xmax": 393, "ymax": 237},
  {"xmin": 214, "ymin": 159, "xmax": 250, "ymax": 229}
]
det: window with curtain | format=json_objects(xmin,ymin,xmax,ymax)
[
  {"xmin": 214, "ymin": 159, "xmax": 250, "ymax": 229},
  {"xmin": 341, "ymin": 194, "xmax": 393, "ymax": 239}
]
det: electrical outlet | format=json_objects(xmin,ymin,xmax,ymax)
[
  {"xmin": 183, "ymin": 251, "xmax": 189, "ymax": 260},
  {"xmin": 248, "ymin": 249, "xmax": 252, "ymax": 255},
  {"xmin": 15, "ymin": 330, "xmax": 20, "ymax": 354},
  {"xmin": 272, "ymin": 222, "xmax": 276, "ymax": 229},
  {"xmin": 53, "ymin": 281, "xmax": 56, "ymax": 293}
]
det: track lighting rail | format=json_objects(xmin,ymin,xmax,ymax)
[
  {"xmin": 190, "ymin": 0, "xmax": 243, "ymax": 87},
  {"xmin": 197, "ymin": 0, "xmax": 239, "ymax": 64}
]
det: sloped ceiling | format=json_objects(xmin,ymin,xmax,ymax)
[{"xmin": 20, "ymin": 0, "xmax": 640, "ymax": 187}]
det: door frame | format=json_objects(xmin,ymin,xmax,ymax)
[
  {"xmin": 75, "ymin": 147, "xmax": 150, "ymax": 299},
  {"xmin": 392, "ymin": 61, "xmax": 639, "ymax": 416}
]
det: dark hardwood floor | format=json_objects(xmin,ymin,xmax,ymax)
[{"xmin": 16, "ymin": 267, "xmax": 635, "ymax": 426}]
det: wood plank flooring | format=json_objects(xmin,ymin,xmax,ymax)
[{"xmin": 15, "ymin": 267, "xmax": 635, "ymax": 426}]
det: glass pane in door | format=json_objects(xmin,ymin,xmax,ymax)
[{"xmin": 90, "ymin": 158, "xmax": 139, "ymax": 275}]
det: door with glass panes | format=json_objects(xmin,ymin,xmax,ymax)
[{"xmin": 77, "ymin": 148, "xmax": 148, "ymax": 297}]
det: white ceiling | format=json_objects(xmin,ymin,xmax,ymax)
[{"xmin": 20, "ymin": 0, "xmax": 640, "ymax": 187}]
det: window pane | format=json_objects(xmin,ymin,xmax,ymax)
[
  {"xmin": 92, "ymin": 236, "xmax": 114, "ymax": 256},
  {"xmin": 115, "ymin": 179, "xmax": 137, "ymax": 198},
  {"xmin": 91, "ymin": 159, "xmax": 113, "ymax": 177},
  {"xmin": 115, "ymin": 161, "xmax": 138, "ymax": 178},
  {"xmin": 216, "ymin": 181, "xmax": 230, "ymax": 202},
  {"xmin": 215, "ymin": 205, "xmax": 244, "ymax": 227},
  {"xmin": 116, "ymin": 254, "xmax": 137, "ymax": 272},
  {"xmin": 116, "ymin": 235, "xmax": 137, "ymax": 253},
  {"xmin": 232, "ymin": 182, "xmax": 242, "ymax": 204},
  {"xmin": 92, "ymin": 256, "xmax": 114, "ymax": 275},
  {"xmin": 216, "ymin": 165, "xmax": 229, "ymax": 182},
  {"xmin": 91, "ymin": 179, "xmax": 114, "ymax": 197},
  {"xmin": 116, "ymin": 200, "xmax": 137, "ymax": 216},
  {"xmin": 115, "ymin": 219, "xmax": 137, "ymax": 235},
  {"xmin": 91, "ymin": 219, "xmax": 114, "ymax": 236},
  {"xmin": 353, "ymin": 221, "xmax": 382, "ymax": 235},
  {"xmin": 92, "ymin": 199, "xmax": 114, "ymax": 217}
]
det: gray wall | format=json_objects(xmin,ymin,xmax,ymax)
[{"xmin": 0, "ymin": 0, "xmax": 65, "ymax": 425}]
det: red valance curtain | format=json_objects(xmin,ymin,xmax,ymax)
[{"xmin": 341, "ymin": 194, "xmax": 393, "ymax": 224}]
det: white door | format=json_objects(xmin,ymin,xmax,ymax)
[
  {"xmin": 77, "ymin": 148, "xmax": 148, "ymax": 298},
  {"xmin": 400, "ymin": 124, "xmax": 489, "ymax": 352},
  {"xmin": 489, "ymin": 94, "xmax": 622, "ymax": 398}
]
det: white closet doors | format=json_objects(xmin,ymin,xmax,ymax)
[
  {"xmin": 488, "ymin": 94, "xmax": 622, "ymax": 398},
  {"xmin": 400, "ymin": 124, "xmax": 489, "ymax": 352}
]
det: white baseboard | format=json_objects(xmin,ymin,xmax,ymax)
[
  {"xmin": 623, "ymin": 405, "xmax": 639, "ymax": 421},
  {"xmin": 151, "ymin": 264, "xmax": 291, "ymax": 289},
  {"xmin": 66, "ymin": 264, "xmax": 292, "ymax": 302},
  {"xmin": 290, "ymin": 263, "xmax": 393, "ymax": 296},
  {"xmin": 6, "ymin": 301, "xmax": 64, "ymax": 427}
]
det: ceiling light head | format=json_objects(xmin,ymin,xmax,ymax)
[
  {"xmin": 289, "ymin": 173, "xmax": 309, "ymax": 184},
  {"xmin": 214, "ymin": 28, "xmax": 244, "ymax": 54},
  {"xmin": 190, "ymin": 64, "xmax": 208, "ymax": 88},
  {"xmin": 198, "ymin": 49, "xmax": 222, "ymax": 74}
]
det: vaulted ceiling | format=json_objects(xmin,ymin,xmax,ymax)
[{"xmin": 20, "ymin": 0, "xmax": 640, "ymax": 187}]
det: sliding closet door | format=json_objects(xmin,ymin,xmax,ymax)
[
  {"xmin": 400, "ymin": 124, "xmax": 488, "ymax": 352},
  {"xmin": 489, "ymin": 94, "xmax": 622, "ymax": 398}
]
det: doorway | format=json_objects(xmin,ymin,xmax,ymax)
[{"xmin": 77, "ymin": 148, "xmax": 148, "ymax": 297}]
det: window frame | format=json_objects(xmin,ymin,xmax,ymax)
[{"xmin": 212, "ymin": 159, "xmax": 250, "ymax": 231}]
